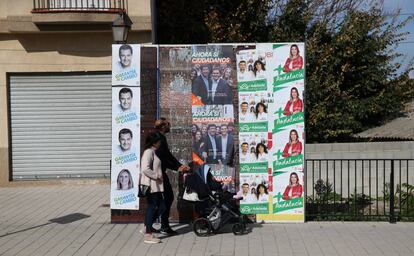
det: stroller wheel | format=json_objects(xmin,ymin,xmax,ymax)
[
  {"xmin": 193, "ymin": 218, "xmax": 212, "ymax": 237},
  {"xmin": 232, "ymin": 223, "xmax": 245, "ymax": 235}
]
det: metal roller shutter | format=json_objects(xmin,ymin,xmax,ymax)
[{"xmin": 9, "ymin": 73, "xmax": 111, "ymax": 180}]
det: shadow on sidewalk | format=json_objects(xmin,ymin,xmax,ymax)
[{"xmin": 0, "ymin": 213, "xmax": 90, "ymax": 238}]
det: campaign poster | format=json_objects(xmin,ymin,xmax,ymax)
[
  {"xmin": 112, "ymin": 44, "xmax": 140, "ymax": 86},
  {"xmin": 267, "ymin": 43, "xmax": 305, "ymax": 221},
  {"xmin": 110, "ymin": 44, "xmax": 141, "ymax": 210},
  {"xmin": 110, "ymin": 86, "xmax": 140, "ymax": 209},
  {"xmin": 191, "ymin": 45, "xmax": 236, "ymax": 193},
  {"xmin": 238, "ymin": 173, "xmax": 270, "ymax": 214},
  {"xmin": 112, "ymin": 86, "xmax": 140, "ymax": 127},
  {"xmin": 237, "ymin": 43, "xmax": 306, "ymax": 221},
  {"xmin": 272, "ymin": 171, "xmax": 304, "ymax": 215},
  {"xmin": 236, "ymin": 45, "xmax": 273, "ymax": 214},
  {"xmin": 111, "ymin": 164, "xmax": 139, "ymax": 210}
]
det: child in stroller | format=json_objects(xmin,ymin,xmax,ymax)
[{"xmin": 182, "ymin": 163, "xmax": 247, "ymax": 236}]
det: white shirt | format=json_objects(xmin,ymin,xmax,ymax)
[
  {"xmin": 256, "ymin": 112, "xmax": 268, "ymax": 121},
  {"xmin": 240, "ymin": 152, "xmax": 254, "ymax": 163},
  {"xmin": 288, "ymin": 187, "xmax": 293, "ymax": 197},
  {"xmin": 255, "ymin": 70, "xmax": 266, "ymax": 79},
  {"xmin": 114, "ymin": 104, "xmax": 137, "ymax": 115},
  {"xmin": 257, "ymin": 152, "xmax": 267, "ymax": 162},
  {"xmin": 211, "ymin": 79, "xmax": 219, "ymax": 101},
  {"xmin": 258, "ymin": 193, "xmax": 269, "ymax": 202},
  {"xmin": 238, "ymin": 70, "xmax": 253, "ymax": 81},
  {"xmin": 221, "ymin": 135, "xmax": 228, "ymax": 160},
  {"xmin": 240, "ymin": 111, "xmax": 253, "ymax": 122},
  {"xmin": 288, "ymin": 145, "xmax": 293, "ymax": 155},
  {"xmin": 241, "ymin": 192, "xmax": 257, "ymax": 203},
  {"xmin": 208, "ymin": 135, "xmax": 217, "ymax": 159},
  {"xmin": 113, "ymin": 62, "xmax": 134, "ymax": 75},
  {"xmin": 114, "ymin": 145, "xmax": 136, "ymax": 156},
  {"xmin": 201, "ymin": 76, "xmax": 209, "ymax": 91}
]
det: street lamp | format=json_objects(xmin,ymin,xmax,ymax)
[{"xmin": 112, "ymin": 12, "xmax": 133, "ymax": 44}]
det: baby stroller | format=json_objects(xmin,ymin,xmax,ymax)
[{"xmin": 182, "ymin": 164, "xmax": 247, "ymax": 236}]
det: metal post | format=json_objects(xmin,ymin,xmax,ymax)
[
  {"xmin": 389, "ymin": 160, "xmax": 396, "ymax": 223},
  {"xmin": 151, "ymin": 0, "xmax": 158, "ymax": 44}
]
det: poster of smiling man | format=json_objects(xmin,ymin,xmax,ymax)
[{"xmin": 112, "ymin": 44, "xmax": 140, "ymax": 86}]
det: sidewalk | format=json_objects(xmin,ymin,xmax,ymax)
[{"xmin": 0, "ymin": 184, "xmax": 413, "ymax": 256}]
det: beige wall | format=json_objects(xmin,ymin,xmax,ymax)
[
  {"xmin": 1, "ymin": 0, "xmax": 150, "ymax": 18},
  {"xmin": 0, "ymin": 31, "xmax": 150, "ymax": 185},
  {"xmin": 0, "ymin": 0, "xmax": 152, "ymax": 186},
  {"xmin": 0, "ymin": 1, "xmax": 7, "ymax": 19},
  {"xmin": 0, "ymin": 0, "xmax": 151, "ymax": 32}
]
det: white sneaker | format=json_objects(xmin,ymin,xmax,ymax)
[{"xmin": 144, "ymin": 234, "xmax": 161, "ymax": 244}]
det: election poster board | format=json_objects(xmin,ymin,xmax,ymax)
[
  {"xmin": 110, "ymin": 44, "xmax": 141, "ymax": 210},
  {"xmin": 108, "ymin": 43, "xmax": 305, "ymax": 221},
  {"xmin": 237, "ymin": 43, "xmax": 305, "ymax": 222},
  {"xmin": 191, "ymin": 45, "xmax": 236, "ymax": 193}
]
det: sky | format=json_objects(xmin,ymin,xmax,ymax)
[{"xmin": 383, "ymin": 0, "xmax": 414, "ymax": 78}]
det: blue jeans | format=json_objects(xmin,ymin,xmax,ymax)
[{"xmin": 145, "ymin": 192, "xmax": 165, "ymax": 233}]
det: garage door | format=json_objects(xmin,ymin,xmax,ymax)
[{"xmin": 9, "ymin": 73, "xmax": 111, "ymax": 179}]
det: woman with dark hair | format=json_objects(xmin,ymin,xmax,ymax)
[
  {"xmin": 283, "ymin": 44, "xmax": 303, "ymax": 73},
  {"xmin": 282, "ymin": 129, "xmax": 302, "ymax": 158},
  {"xmin": 250, "ymin": 187, "xmax": 257, "ymax": 198},
  {"xmin": 257, "ymin": 184, "xmax": 269, "ymax": 202},
  {"xmin": 192, "ymin": 130, "xmax": 205, "ymax": 159},
  {"xmin": 250, "ymin": 105, "xmax": 256, "ymax": 115},
  {"xmin": 253, "ymin": 60, "xmax": 266, "ymax": 78},
  {"xmin": 255, "ymin": 143, "xmax": 268, "ymax": 161},
  {"xmin": 283, "ymin": 87, "xmax": 303, "ymax": 116},
  {"xmin": 191, "ymin": 124, "xmax": 198, "ymax": 140},
  {"xmin": 117, "ymin": 169, "xmax": 133, "ymax": 190},
  {"xmin": 283, "ymin": 172, "xmax": 303, "ymax": 200},
  {"xmin": 255, "ymin": 102, "xmax": 268, "ymax": 120},
  {"xmin": 250, "ymin": 146, "xmax": 256, "ymax": 154},
  {"xmin": 140, "ymin": 132, "xmax": 165, "ymax": 244},
  {"xmin": 248, "ymin": 64, "xmax": 253, "ymax": 72}
]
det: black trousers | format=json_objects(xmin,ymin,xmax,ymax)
[
  {"xmin": 153, "ymin": 174, "xmax": 174, "ymax": 229},
  {"xmin": 145, "ymin": 192, "xmax": 165, "ymax": 233}
]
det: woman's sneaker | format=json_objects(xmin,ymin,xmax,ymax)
[
  {"xmin": 160, "ymin": 227, "xmax": 178, "ymax": 235},
  {"xmin": 140, "ymin": 226, "xmax": 159, "ymax": 235},
  {"xmin": 144, "ymin": 234, "xmax": 161, "ymax": 244}
]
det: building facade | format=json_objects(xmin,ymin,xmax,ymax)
[{"xmin": 0, "ymin": 0, "xmax": 152, "ymax": 185}]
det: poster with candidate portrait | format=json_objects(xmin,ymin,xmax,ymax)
[
  {"xmin": 272, "ymin": 170, "xmax": 304, "ymax": 215},
  {"xmin": 112, "ymin": 44, "xmax": 140, "ymax": 86},
  {"xmin": 191, "ymin": 45, "xmax": 236, "ymax": 193},
  {"xmin": 111, "ymin": 164, "xmax": 139, "ymax": 210},
  {"xmin": 238, "ymin": 173, "xmax": 270, "ymax": 214},
  {"xmin": 265, "ymin": 43, "xmax": 305, "ymax": 222},
  {"xmin": 237, "ymin": 46, "xmax": 273, "ymax": 214},
  {"xmin": 110, "ymin": 86, "xmax": 140, "ymax": 209},
  {"xmin": 112, "ymin": 87, "xmax": 140, "ymax": 127},
  {"xmin": 111, "ymin": 44, "xmax": 141, "ymax": 210},
  {"xmin": 237, "ymin": 43, "xmax": 305, "ymax": 221}
]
